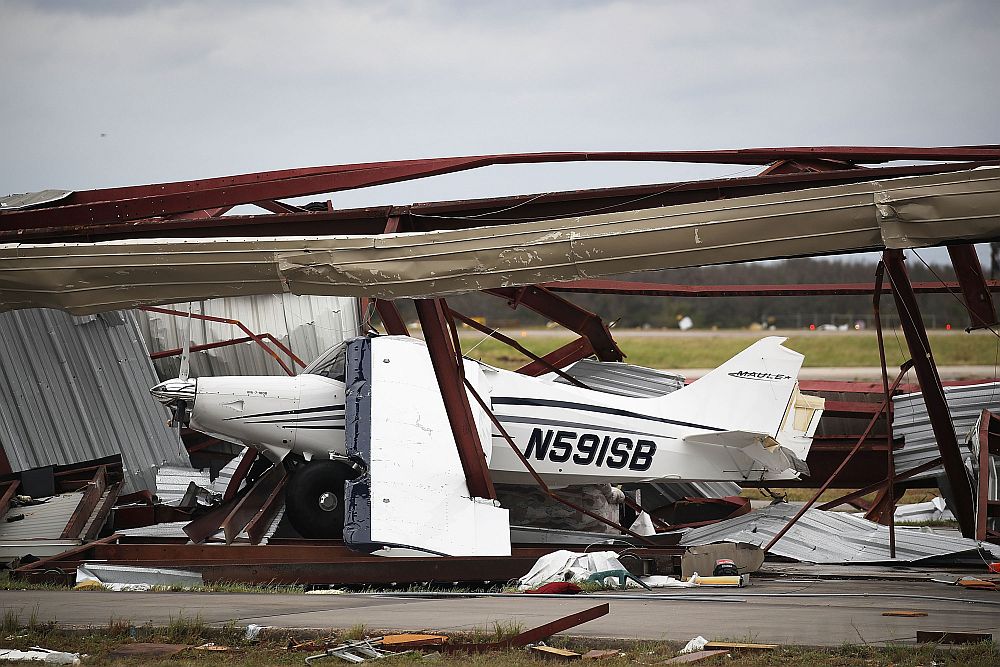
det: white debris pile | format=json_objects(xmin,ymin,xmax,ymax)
[
  {"xmin": 516, "ymin": 549, "xmax": 696, "ymax": 590},
  {"xmin": 0, "ymin": 648, "xmax": 80, "ymax": 665}
]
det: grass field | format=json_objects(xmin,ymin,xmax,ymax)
[
  {"xmin": 457, "ymin": 329, "xmax": 998, "ymax": 370},
  {"xmin": 0, "ymin": 617, "xmax": 998, "ymax": 666}
]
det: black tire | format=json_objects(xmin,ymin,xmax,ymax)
[{"xmin": 285, "ymin": 460, "xmax": 356, "ymax": 539}]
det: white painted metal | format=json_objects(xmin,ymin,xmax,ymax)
[{"xmin": 347, "ymin": 336, "xmax": 509, "ymax": 557}]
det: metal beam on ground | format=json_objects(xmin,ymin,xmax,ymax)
[
  {"xmin": 414, "ymin": 299, "xmax": 496, "ymax": 500},
  {"xmin": 883, "ymin": 249, "xmax": 977, "ymax": 538}
]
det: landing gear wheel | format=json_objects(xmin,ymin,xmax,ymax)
[{"xmin": 285, "ymin": 460, "xmax": 357, "ymax": 539}]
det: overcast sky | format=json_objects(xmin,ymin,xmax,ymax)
[{"xmin": 2, "ymin": 0, "xmax": 999, "ymax": 242}]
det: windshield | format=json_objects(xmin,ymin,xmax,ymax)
[{"xmin": 302, "ymin": 341, "xmax": 347, "ymax": 381}]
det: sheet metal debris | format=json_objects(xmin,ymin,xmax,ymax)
[
  {"xmin": 75, "ymin": 563, "xmax": 203, "ymax": 590},
  {"xmin": 4, "ymin": 168, "xmax": 1000, "ymax": 313},
  {"xmin": 894, "ymin": 382, "xmax": 1000, "ymax": 481},
  {"xmin": 0, "ymin": 308, "xmax": 187, "ymax": 493},
  {"xmin": 679, "ymin": 503, "xmax": 1000, "ymax": 564}
]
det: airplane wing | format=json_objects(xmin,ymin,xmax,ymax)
[{"xmin": 341, "ymin": 336, "xmax": 510, "ymax": 557}]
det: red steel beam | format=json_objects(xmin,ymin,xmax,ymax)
[
  {"xmin": 374, "ymin": 299, "xmax": 409, "ymax": 336},
  {"xmin": 5, "ymin": 148, "xmax": 999, "ymax": 238},
  {"xmin": 947, "ymin": 244, "xmax": 998, "ymax": 330},
  {"xmin": 414, "ymin": 299, "xmax": 496, "ymax": 500},
  {"xmin": 487, "ymin": 286, "xmax": 623, "ymax": 362},
  {"xmin": 9, "ymin": 160, "xmax": 995, "ymax": 244},
  {"xmin": 543, "ymin": 279, "xmax": 1000, "ymax": 297},
  {"xmin": 883, "ymin": 249, "xmax": 977, "ymax": 537},
  {"xmin": 517, "ymin": 337, "xmax": 597, "ymax": 376}
]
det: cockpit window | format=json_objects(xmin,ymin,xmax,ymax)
[{"xmin": 302, "ymin": 342, "xmax": 347, "ymax": 381}]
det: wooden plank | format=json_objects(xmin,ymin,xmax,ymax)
[
  {"xmin": 704, "ymin": 642, "xmax": 778, "ymax": 650},
  {"xmin": 530, "ymin": 646, "xmax": 581, "ymax": 660},
  {"xmin": 882, "ymin": 610, "xmax": 929, "ymax": 617}
]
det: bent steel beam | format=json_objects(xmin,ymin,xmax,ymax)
[
  {"xmin": 883, "ymin": 249, "xmax": 977, "ymax": 537},
  {"xmin": 414, "ymin": 298, "xmax": 495, "ymax": 500},
  {"xmin": 947, "ymin": 244, "xmax": 998, "ymax": 330},
  {"xmin": 486, "ymin": 286, "xmax": 623, "ymax": 362}
]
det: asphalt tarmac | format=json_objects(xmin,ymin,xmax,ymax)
[{"xmin": 4, "ymin": 578, "xmax": 999, "ymax": 646}]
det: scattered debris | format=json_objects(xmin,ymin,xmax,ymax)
[
  {"xmin": 381, "ymin": 635, "xmax": 448, "ymax": 649},
  {"xmin": 664, "ymin": 650, "xmax": 729, "ymax": 664},
  {"xmin": 882, "ymin": 611, "xmax": 929, "ymax": 617},
  {"xmin": 443, "ymin": 604, "xmax": 609, "ymax": 654},
  {"xmin": 681, "ymin": 543, "xmax": 763, "ymax": 579},
  {"xmin": 0, "ymin": 648, "xmax": 80, "ymax": 665},
  {"xmin": 530, "ymin": 645, "xmax": 581, "ymax": 660},
  {"xmin": 518, "ymin": 550, "xmax": 694, "ymax": 590},
  {"xmin": 581, "ymin": 649, "xmax": 620, "ymax": 660},
  {"xmin": 245, "ymin": 624, "xmax": 267, "ymax": 642},
  {"xmin": 525, "ymin": 582, "xmax": 583, "ymax": 595},
  {"xmin": 704, "ymin": 641, "xmax": 778, "ymax": 651},
  {"xmin": 678, "ymin": 636, "xmax": 709, "ymax": 654},
  {"xmin": 305, "ymin": 638, "xmax": 408, "ymax": 664},
  {"xmin": 194, "ymin": 643, "xmax": 232, "ymax": 651},
  {"xmin": 956, "ymin": 577, "xmax": 1000, "ymax": 591},
  {"xmin": 680, "ymin": 504, "xmax": 1000, "ymax": 564}
]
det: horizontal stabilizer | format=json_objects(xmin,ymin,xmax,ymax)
[{"xmin": 684, "ymin": 430, "xmax": 809, "ymax": 479}]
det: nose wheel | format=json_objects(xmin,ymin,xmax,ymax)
[{"xmin": 284, "ymin": 460, "xmax": 359, "ymax": 539}]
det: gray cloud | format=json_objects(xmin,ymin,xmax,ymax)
[{"xmin": 2, "ymin": 0, "xmax": 998, "ymax": 219}]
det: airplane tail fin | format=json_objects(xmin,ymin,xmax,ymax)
[
  {"xmin": 658, "ymin": 337, "xmax": 803, "ymax": 435},
  {"xmin": 658, "ymin": 337, "xmax": 824, "ymax": 475}
]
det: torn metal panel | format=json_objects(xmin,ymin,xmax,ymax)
[
  {"xmin": 894, "ymin": 382, "xmax": 1000, "ymax": 480},
  {"xmin": 0, "ymin": 309, "xmax": 187, "ymax": 493},
  {"xmin": 2, "ymin": 168, "xmax": 1000, "ymax": 314},
  {"xmin": 679, "ymin": 503, "xmax": 999, "ymax": 564},
  {"xmin": 77, "ymin": 563, "xmax": 203, "ymax": 588},
  {"xmin": 0, "ymin": 493, "xmax": 84, "ymax": 563},
  {"xmin": 136, "ymin": 294, "xmax": 360, "ymax": 379},
  {"xmin": 0, "ymin": 189, "xmax": 72, "ymax": 210}
]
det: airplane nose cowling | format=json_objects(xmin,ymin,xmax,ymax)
[{"xmin": 150, "ymin": 378, "xmax": 198, "ymax": 405}]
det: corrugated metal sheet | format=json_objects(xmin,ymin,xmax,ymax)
[
  {"xmin": 679, "ymin": 503, "xmax": 999, "ymax": 564},
  {"xmin": 135, "ymin": 295, "xmax": 360, "ymax": 378},
  {"xmin": 893, "ymin": 382, "xmax": 1000, "ymax": 480},
  {"xmin": 644, "ymin": 481, "xmax": 743, "ymax": 505},
  {"xmin": 557, "ymin": 360, "xmax": 685, "ymax": 398},
  {"xmin": 0, "ymin": 493, "xmax": 81, "ymax": 540},
  {"xmin": 0, "ymin": 308, "xmax": 188, "ymax": 493}
]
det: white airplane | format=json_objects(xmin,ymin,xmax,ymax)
[{"xmin": 151, "ymin": 335, "xmax": 823, "ymax": 551}]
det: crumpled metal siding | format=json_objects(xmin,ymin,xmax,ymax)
[
  {"xmin": 0, "ymin": 308, "xmax": 187, "ymax": 493},
  {"xmin": 135, "ymin": 294, "xmax": 360, "ymax": 378},
  {"xmin": 556, "ymin": 359, "xmax": 685, "ymax": 398},
  {"xmin": 4, "ymin": 167, "xmax": 1000, "ymax": 314},
  {"xmin": 893, "ymin": 382, "xmax": 1000, "ymax": 480},
  {"xmin": 679, "ymin": 503, "xmax": 999, "ymax": 564}
]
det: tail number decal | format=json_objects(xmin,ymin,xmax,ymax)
[{"xmin": 524, "ymin": 428, "xmax": 655, "ymax": 471}]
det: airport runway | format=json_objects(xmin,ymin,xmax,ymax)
[{"xmin": 4, "ymin": 578, "xmax": 999, "ymax": 646}]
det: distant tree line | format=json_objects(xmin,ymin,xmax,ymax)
[{"xmin": 408, "ymin": 256, "xmax": 980, "ymax": 331}]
